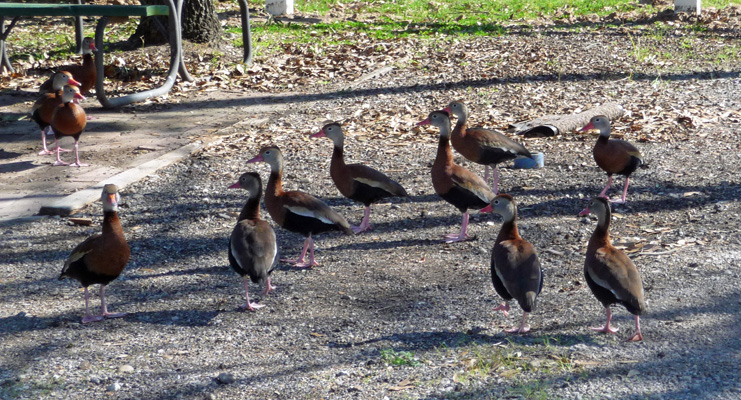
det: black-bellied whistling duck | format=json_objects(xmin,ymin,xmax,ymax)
[
  {"xmin": 50, "ymin": 85, "xmax": 88, "ymax": 167},
  {"xmin": 248, "ymin": 146, "xmax": 353, "ymax": 268},
  {"xmin": 580, "ymin": 115, "xmax": 644, "ymax": 204},
  {"xmin": 59, "ymin": 184, "xmax": 130, "ymax": 324},
  {"xmin": 489, "ymin": 194, "xmax": 543, "ymax": 334},
  {"xmin": 31, "ymin": 71, "xmax": 81, "ymax": 155},
  {"xmin": 579, "ymin": 197, "xmax": 646, "ymax": 341},
  {"xmin": 228, "ymin": 172, "xmax": 277, "ymax": 311},
  {"xmin": 418, "ymin": 110, "xmax": 495, "ymax": 243},
  {"xmin": 444, "ymin": 101, "xmax": 532, "ymax": 194},
  {"xmin": 39, "ymin": 37, "xmax": 97, "ymax": 95},
  {"xmin": 310, "ymin": 122, "xmax": 408, "ymax": 233}
]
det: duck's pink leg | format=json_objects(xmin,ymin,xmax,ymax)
[
  {"xmin": 592, "ymin": 306, "xmax": 619, "ymax": 334},
  {"xmin": 264, "ymin": 277, "xmax": 275, "ymax": 295},
  {"xmin": 492, "ymin": 302, "xmax": 510, "ymax": 317},
  {"xmin": 81, "ymin": 287, "xmax": 103, "ymax": 324},
  {"xmin": 53, "ymin": 139, "xmax": 70, "ymax": 166},
  {"xmin": 484, "ymin": 165, "xmax": 490, "ymax": 182},
  {"xmin": 281, "ymin": 236, "xmax": 310, "ymax": 265},
  {"xmin": 445, "ymin": 211, "xmax": 471, "ymax": 243},
  {"xmin": 305, "ymin": 237, "xmax": 320, "ymax": 267},
  {"xmin": 240, "ymin": 278, "xmax": 265, "ymax": 311},
  {"xmin": 282, "ymin": 235, "xmax": 318, "ymax": 268},
  {"xmin": 100, "ymin": 285, "xmax": 126, "ymax": 319},
  {"xmin": 598, "ymin": 176, "xmax": 613, "ymax": 199},
  {"xmin": 352, "ymin": 206, "xmax": 372, "ymax": 234},
  {"xmin": 38, "ymin": 127, "xmax": 55, "ymax": 155},
  {"xmin": 40, "ymin": 126, "xmax": 70, "ymax": 155},
  {"xmin": 626, "ymin": 315, "xmax": 643, "ymax": 342},
  {"xmin": 505, "ymin": 312, "xmax": 531, "ymax": 334},
  {"xmin": 69, "ymin": 140, "xmax": 89, "ymax": 167},
  {"xmin": 614, "ymin": 177, "xmax": 631, "ymax": 204}
]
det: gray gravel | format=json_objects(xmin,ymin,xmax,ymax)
[{"xmin": 2, "ymin": 26, "xmax": 741, "ymax": 400}]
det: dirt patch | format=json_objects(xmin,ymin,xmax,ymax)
[{"xmin": 1, "ymin": 7, "xmax": 741, "ymax": 400}]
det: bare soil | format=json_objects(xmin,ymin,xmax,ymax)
[{"xmin": 1, "ymin": 6, "xmax": 741, "ymax": 400}]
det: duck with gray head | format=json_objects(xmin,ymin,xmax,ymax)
[
  {"xmin": 228, "ymin": 172, "xmax": 277, "ymax": 311},
  {"xmin": 418, "ymin": 110, "xmax": 495, "ymax": 243},
  {"xmin": 580, "ymin": 197, "xmax": 646, "ymax": 341},
  {"xmin": 489, "ymin": 194, "xmax": 543, "ymax": 334},
  {"xmin": 59, "ymin": 184, "xmax": 130, "ymax": 324},
  {"xmin": 248, "ymin": 146, "xmax": 353, "ymax": 268},
  {"xmin": 311, "ymin": 122, "xmax": 408, "ymax": 234},
  {"xmin": 580, "ymin": 115, "xmax": 645, "ymax": 203}
]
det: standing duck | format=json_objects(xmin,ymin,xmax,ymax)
[
  {"xmin": 59, "ymin": 184, "xmax": 130, "ymax": 324},
  {"xmin": 444, "ymin": 101, "xmax": 532, "ymax": 194},
  {"xmin": 310, "ymin": 122, "xmax": 408, "ymax": 233},
  {"xmin": 228, "ymin": 172, "xmax": 277, "ymax": 311},
  {"xmin": 247, "ymin": 146, "xmax": 353, "ymax": 268},
  {"xmin": 580, "ymin": 115, "xmax": 644, "ymax": 203},
  {"xmin": 31, "ymin": 71, "xmax": 81, "ymax": 155},
  {"xmin": 50, "ymin": 85, "xmax": 88, "ymax": 167},
  {"xmin": 579, "ymin": 197, "xmax": 646, "ymax": 341},
  {"xmin": 418, "ymin": 110, "xmax": 495, "ymax": 243},
  {"xmin": 39, "ymin": 37, "xmax": 97, "ymax": 95},
  {"xmin": 490, "ymin": 194, "xmax": 543, "ymax": 333}
]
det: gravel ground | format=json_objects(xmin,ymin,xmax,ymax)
[{"xmin": 2, "ymin": 20, "xmax": 741, "ymax": 400}]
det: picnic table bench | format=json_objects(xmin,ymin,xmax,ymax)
[{"xmin": 0, "ymin": 2, "xmax": 253, "ymax": 107}]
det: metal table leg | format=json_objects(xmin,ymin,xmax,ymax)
[
  {"xmin": 237, "ymin": 0, "xmax": 252, "ymax": 65},
  {"xmin": 175, "ymin": 0, "xmax": 192, "ymax": 82},
  {"xmin": 74, "ymin": 0, "xmax": 84, "ymax": 54},
  {"xmin": 94, "ymin": 0, "xmax": 182, "ymax": 108},
  {"xmin": 0, "ymin": 16, "xmax": 20, "ymax": 73}
]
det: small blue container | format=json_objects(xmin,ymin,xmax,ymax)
[{"xmin": 514, "ymin": 152, "xmax": 544, "ymax": 169}]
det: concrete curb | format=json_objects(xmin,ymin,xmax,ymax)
[{"xmin": 38, "ymin": 142, "xmax": 202, "ymax": 217}]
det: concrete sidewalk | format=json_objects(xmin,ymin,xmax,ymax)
[{"xmin": 0, "ymin": 88, "xmax": 283, "ymax": 223}]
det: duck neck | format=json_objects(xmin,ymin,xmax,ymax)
[
  {"xmin": 238, "ymin": 189, "xmax": 262, "ymax": 222},
  {"xmin": 265, "ymin": 162, "xmax": 284, "ymax": 203},
  {"xmin": 434, "ymin": 133, "xmax": 454, "ymax": 169},
  {"xmin": 590, "ymin": 211, "xmax": 612, "ymax": 247},
  {"xmin": 495, "ymin": 210, "xmax": 519, "ymax": 242},
  {"xmin": 102, "ymin": 211, "xmax": 124, "ymax": 237},
  {"xmin": 453, "ymin": 112, "xmax": 467, "ymax": 137},
  {"xmin": 331, "ymin": 144, "xmax": 347, "ymax": 172},
  {"xmin": 83, "ymin": 52, "xmax": 94, "ymax": 67}
]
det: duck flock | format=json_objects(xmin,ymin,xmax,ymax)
[{"xmin": 31, "ymin": 36, "xmax": 648, "ymax": 341}]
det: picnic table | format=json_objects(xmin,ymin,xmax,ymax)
[{"xmin": 0, "ymin": 2, "xmax": 253, "ymax": 107}]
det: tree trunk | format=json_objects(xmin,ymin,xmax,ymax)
[
  {"xmin": 182, "ymin": 0, "xmax": 222, "ymax": 43},
  {"xmin": 127, "ymin": 0, "xmax": 222, "ymax": 48}
]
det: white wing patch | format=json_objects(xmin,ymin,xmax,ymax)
[
  {"xmin": 354, "ymin": 177, "xmax": 389, "ymax": 190},
  {"xmin": 284, "ymin": 205, "xmax": 335, "ymax": 224}
]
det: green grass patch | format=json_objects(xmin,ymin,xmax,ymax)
[{"xmin": 380, "ymin": 348, "xmax": 422, "ymax": 366}]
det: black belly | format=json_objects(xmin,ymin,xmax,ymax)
[
  {"xmin": 480, "ymin": 148, "xmax": 518, "ymax": 166},
  {"xmin": 350, "ymin": 182, "xmax": 396, "ymax": 206},
  {"xmin": 616, "ymin": 156, "xmax": 642, "ymax": 177},
  {"xmin": 32, "ymin": 110, "xmax": 49, "ymax": 130},
  {"xmin": 63, "ymin": 258, "xmax": 120, "ymax": 287},
  {"xmin": 282, "ymin": 211, "xmax": 342, "ymax": 236},
  {"xmin": 440, "ymin": 186, "xmax": 489, "ymax": 213}
]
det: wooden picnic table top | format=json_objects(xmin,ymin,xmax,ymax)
[{"xmin": 0, "ymin": 3, "xmax": 169, "ymax": 17}]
